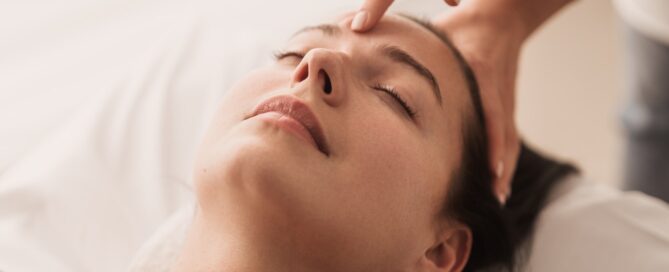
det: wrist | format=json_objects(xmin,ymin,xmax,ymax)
[
  {"xmin": 459, "ymin": 1, "xmax": 528, "ymax": 47},
  {"xmin": 465, "ymin": 0, "xmax": 576, "ymax": 42}
]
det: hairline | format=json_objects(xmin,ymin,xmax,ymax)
[
  {"xmin": 398, "ymin": 15, "xmax": 490, "ymax": 227},
  {"xmin": 398, "ymin": 14, "xmax": 484, "ymax": 124}
]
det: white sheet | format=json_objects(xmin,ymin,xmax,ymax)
[
  {"xmin": 523, "ymin": 175, "xmax": 669, "ymax": 271},
  {"xmin": 0, "ymin": 1, "xmax": 298, "ymax": 270},
  {"xmin": 1, "ymin": 0, "xmax": 429, "ymax": 270}
]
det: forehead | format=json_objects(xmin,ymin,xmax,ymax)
[
  {"xmin": 293, "ymin": 13, "xmax": 470, "ymax": 114},
  {"xmin": 333, "ymin": 13, "xmax": 452, "ymax": 62},
  {"xmin": 336, "ymin": 13, "xmax": 470, "ymax": 122},
  {"xmin": 289, "ymin": 13, "xmax": 472, "ymax": 175}
]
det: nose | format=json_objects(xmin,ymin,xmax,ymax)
[{"xmin": 290, "ymin": 48, "xmax": 346, "ymax": 107}]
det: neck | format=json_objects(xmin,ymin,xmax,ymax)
[{"xmin": 171, "ymin": 207, "xmax": 315, "ymax": 272}]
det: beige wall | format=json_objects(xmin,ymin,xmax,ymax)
[{"xmin": 517, "ymin": 0, "xmax": 625, "ymax": 186}]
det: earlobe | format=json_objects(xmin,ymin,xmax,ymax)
[{"xmin": 424, "ymin": 225, "xmax": 472, "ymax": 272}]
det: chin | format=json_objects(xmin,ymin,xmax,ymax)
[{"xmin": 193, "ymin": 124, "xmax": 315, "ymax": 214}]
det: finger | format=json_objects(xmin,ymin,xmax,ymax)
[
  {"xmin": 485, "ymin": 99, "xmax": 508, "ymax": 204},
  {"xmin": 444, "ymin": 0, "xmax": 460, "ymax": 6},
  {"xmin": 351, "ymin": 0, "xmax": 394, "ymax": 32},
  {"xmin": 474, "ymin": 66, "xmax": 508, "ymax": 204},
  {"xmin": 498, "ymin": 135, "xmax": 520, "ymax": 204}
]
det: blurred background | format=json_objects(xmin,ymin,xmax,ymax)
[
  {"xmin": 515, "ymin": 0, "xmax": 624, "ymax": 188},
  {"xmin": 390, "ymin": 0, "xmax": 626, "ymax": 187}
]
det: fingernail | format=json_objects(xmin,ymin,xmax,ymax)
[
  {"xmin": 497, "ymin": 192, "xmax": 507, "ymax": 205},
  {"xmin": 351, "ymin": 11, "xmax": 369, "ymax": 31},
  {"xmin": 496, "ymin": 161, "xmax": 504, "ymax": 179}
]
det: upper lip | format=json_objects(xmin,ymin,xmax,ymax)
[{"xmin": 246, "ymin": 95, "xmax": 330, "ymax": 156}]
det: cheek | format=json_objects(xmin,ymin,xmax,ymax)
[
  {"xmin": 193, "ymin": 66, "xmax": 291, "ymax": 201},
  {"xmin": 340, "ymin": 94, "xmax": 445, "ymax": 197},
  {"xmin": 355, "ymin": 119, "xmax": 422, "ymax": 175},
  {"xmin": 340, "ymin": 111, "xmax": 439, "ymax": 226},
  {"xmin": 345, "ymin": 102, "xmax": 430, "ymax": 188},
  {"xmin": 201, "ymin": 67, "xmax": 289, "ymax": 145}
]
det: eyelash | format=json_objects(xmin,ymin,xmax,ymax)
[
  {"xmin": 273, "ymin": 50, "xmax": 417, "ymax": 119},
  {"xmin": 273, "ymin": 50, "xmax": 304, "ymax": 61},
  {"xmin": 372, "ymin": 83, "xmax": 417, "ymax": 119}
]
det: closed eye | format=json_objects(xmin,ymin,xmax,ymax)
[
  {"xmin": 373, "ymin": 83, "xmax": 417, "ymax": 119},
  {"xmin": 273, "ymin": 50, "xmax": 417, "ymax": 120},
  {"xmin": 273, "ymin": 50, "xmax": 304, "ymax": 62}
]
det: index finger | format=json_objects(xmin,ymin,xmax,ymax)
[
  {"xmin": 351, "ymin": 0, "xmax": 394, "ymax": 32},
  {"xmin": 351, "ymin": 0, "xmax": 461, "ymax": 32}
]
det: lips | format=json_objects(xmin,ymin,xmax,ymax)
[{"xmin": 246, "ymin": 95, "xmax": 329, "ymax": 156}]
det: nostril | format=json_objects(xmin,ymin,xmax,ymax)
[{"xmin": 320, "ymin": 69, "xmax": 332, "ymax": 94}]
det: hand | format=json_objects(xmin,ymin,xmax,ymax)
[
  {"xmin": 433, "ymin": 2, "xmax": 524, "ymax": 204},
  {"xmin": 350, "ymin": 0, "xmax": 460, "ymax": 32},
  {"xmin": 352, "ymin": 0, "xmax": 525, "ymax": 204}
]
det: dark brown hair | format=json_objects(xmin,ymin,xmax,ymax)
[{"xmin": 403, "ymin": 15, "xmax": 578, "ymax": 271}]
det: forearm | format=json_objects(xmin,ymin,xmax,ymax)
[{"xmin": 514, "ymin": 0, "xmax": 576, "ymax": 38}]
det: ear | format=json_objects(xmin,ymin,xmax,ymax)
[{"xmin": 422, "ymin": 224, "xmax": 472, "ymax": 272}]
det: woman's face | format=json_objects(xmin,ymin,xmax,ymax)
[{"xmin": 194, "ymin": 13, "xmax": 472, "ymax": 270}]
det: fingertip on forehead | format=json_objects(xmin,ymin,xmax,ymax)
[
  {"xmin": 334, "ymin": 11, "xmax": 408, "ymax": 31},
  {"xmin": 334, "ymin": 11, "xmax": 362, "ymax": 31}
]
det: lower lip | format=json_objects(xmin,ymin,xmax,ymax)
[{"xmin": 254, "ymin": 112, "xmax": 319, "ymax": 150}]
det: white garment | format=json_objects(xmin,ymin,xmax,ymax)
[
  {"xmin": 614, "ymin": 0, "xmax": 669, "ymax": 45},
  {"xmin": 523, "ymin": 175, "xmax": 669, "ymax": 271},
  {"xmin": 127, "ymin": 203, "xmax": 195, "ymax": 272}
]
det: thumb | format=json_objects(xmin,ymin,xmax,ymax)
[{"xmin": 351, "ymin": 0, "xmax": 394, "ymax": 32}]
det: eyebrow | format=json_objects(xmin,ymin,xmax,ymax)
[
  {"xmin": 379, "ymin": 45, "xmax": 442, "ymax": 105},
  {"xmin": 293, "ymin": 24, "xmax": 341, "ymax": 37},
  {"xmin": 293, "ymin": 24, "xmax": 443, "ymax": 106}
]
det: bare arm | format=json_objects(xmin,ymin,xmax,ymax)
[{"xmin": 456, "ymin": 0, "xmax": 576, "ymax": 43}]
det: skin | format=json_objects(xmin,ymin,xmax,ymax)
[
  {"xmin": 173, "ymin": 13, "xmax": 475, "ymax": 272},
  {"xmin": 354, "ymin": 0, "xmax": 575, "ymax": 204}
]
